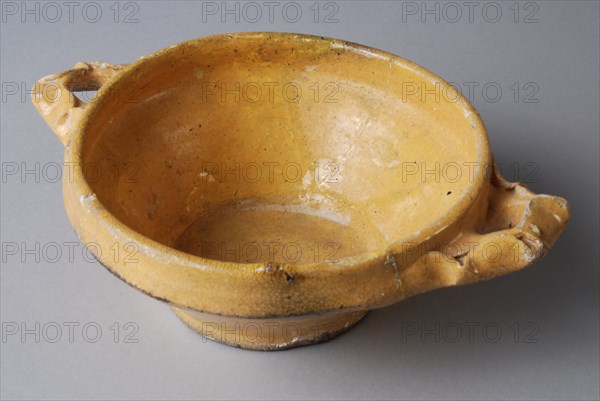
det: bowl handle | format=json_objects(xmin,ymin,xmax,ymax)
[
  {"xmin": 399, "ymin": 167, "xmax": 569, "ymax": 298},
  {"xmin": 31, "ymin": 61, "xmax": 127, "ymax": 145}
]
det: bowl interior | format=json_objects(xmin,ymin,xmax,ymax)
[{"xmin": 81, "ymin": 34, "xmax": 483, "ymax": 265}]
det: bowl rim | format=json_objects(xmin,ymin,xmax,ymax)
[{"xmin": 66, "ymin": 31, "xmax": 491, "ymax": 276}]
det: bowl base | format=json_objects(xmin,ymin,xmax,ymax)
[
  {"xmin": 171, "ymin": 306, "xmax": 367, "ymax": 351},
  {"xmin": 172, "ymin": 194, "xmax": 385, "ymax": 265}
]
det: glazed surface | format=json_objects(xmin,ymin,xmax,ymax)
[
  {"xmin": 32, "ymin": 33, "xmax": 567, "ymax": 328},
  {"xmin": 81, "ymin": 34, "xmax": 484, "ymax": 264}
]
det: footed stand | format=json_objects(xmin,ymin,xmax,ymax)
[{"xmin": 172, "ymin": 306, "xmax": 368, "ymax": 351}]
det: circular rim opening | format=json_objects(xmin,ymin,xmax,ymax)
[{"xmin": 67, "ymin": 32, "xmax": 491, "ymax": 274}]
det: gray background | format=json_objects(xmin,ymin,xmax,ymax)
[{"xmin": 1, "ymin": 1, "xmax": 598, "ymax": 400}]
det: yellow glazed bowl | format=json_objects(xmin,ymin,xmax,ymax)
[{"xmin": 32, "ymin": 32, "xmax": 569, "ymax": 350}]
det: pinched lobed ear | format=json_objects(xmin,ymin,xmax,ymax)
[
  {"xmin": 32, "ymin": 61, "xmax": 127, "ymax": 145},
  {"xmin": 398, "ymin": 166, "xmax": 569, "ymax": 299}
]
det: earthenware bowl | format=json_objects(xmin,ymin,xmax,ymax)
[{"xmin": 32, "ymin": 32, "xmax": 569, "ymax": 350}]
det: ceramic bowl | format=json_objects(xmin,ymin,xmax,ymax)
[{"xmin": 32, "ymin": 32, "xmax": 569, "ymax": 350}]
